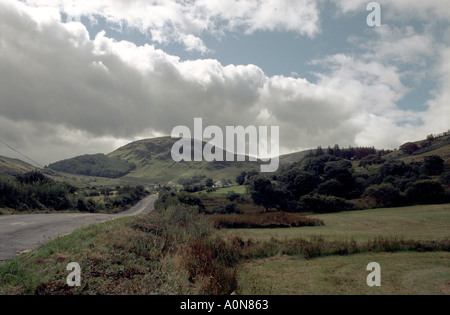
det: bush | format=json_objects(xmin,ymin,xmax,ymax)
[
  {"xmin": 405, "ymin": 180, "xmax": 448, "ymax": 204},
  {"xmin": 211, "ymin": 212, "xmax": 324, "ymax": 229},
  {"xmin": 212, "ymin": 203, "xmax": 242, "ymax": 215},
  {"xmin": 421, "ymin": 155, "xmax": 444, "ymax": 176},
  {"xmin": 177, "ymin": 192, "xmax": 206, "ymax": 213},
  {"xmin": 364, "ymin": 183, "xmax": 401, "ymax": 207},
  {"xmin": 379, "ymin": 160, "xmax": 412, "ymax": 178},
  {"xmin": 226, "ymin": 191, "xmax": 241, "ymax": 202},
  {"xmin": 314, "ymin": 179, "xmax": 343, "ymax": 197},
  {"xmin": 235, "ymin": 172, "xmax": 246, "ymax": 185},
  {"xmin": 16, "ymin": 171, "xmax": 50, "ymax": 185},
  {"xmin": 298, "ymin": 194, "xmax": 354, "ymax": 213},
  {"xmin": 400, "ymin": 142, "xmax": 419, "ymax": 155}
]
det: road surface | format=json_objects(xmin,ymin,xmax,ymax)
[{"xmin": 0, "ymin": 194, "xmax": 158, "ymax": 262}]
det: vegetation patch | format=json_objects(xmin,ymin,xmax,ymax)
[
  {"xmin": 47, "ymin": 154, "xmax": 136, "ymax": 178},
  {"xmin": 0, "ymin": 171, "xmax": 148, "ymax": 213},
  {"xmin": 211, "ymin": 212, "xmax": 324, "ymax": 229}
]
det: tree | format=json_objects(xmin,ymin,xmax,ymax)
[
  {"xmin": 399, "ymin": 142, "xmax": 419, "ymax": 155},
  {"xmin": 245, "ymin": 170, "xmax": 259, "ymax": 182},
  {"xmin": 300, "ymin": 157, "xmax": 327, "ymax": 176},
  {"xmin": 364, "ymin": 183, "xmax": 400, "ymax": 207},
  {"xmin": 278, "ymin": 169, "xmax": 320, "ymax": 199},
  {"xmin": 422, "ymin": 155, "xmax": 444, "ymax": 176},
  {"xmin": 177, "ymin": 192, "xmax": 206, "ymax": 213},
  {"xmin": 315, "ymin": 146, "xmax": 324, "ymax": 157},
  {"xmin": 205, "ymin": 178, "xmax": 214, "ymax": 188},
  {"xmin": 405, "ymin": 180, "xmax": 448, "ymax": 204},
  {"xmin": 333, "ymin": 144, "xmax": 342, "ymax": 157},
  {"xmin": 247, "ymin": 176, "xmax": 276, "ymax": 212},
  {"xmin": 323, "ymin": 161, "xmax": 356, "ymax": 197},
  {"xmin": 298, "ymin": 194, "xmax": 354, "ymax": 213},
  {"xmin": 226, "ymin": 191, "xmax": 241, "ymax": 202},
  {"xmin": 235, "ymin": 172, "xmax": 247, "ymax": 185},
  {"xmin": 379, "ymin": 160, "xmax": 411, "ymax": 178},
  {"xmin": 315, "ymin": 179, "xmax": 343, "ymax": 197}
]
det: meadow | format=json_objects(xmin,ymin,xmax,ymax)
[
  {"xmin": 220, "ymin": 203, "xmax": 450, "ymax": 242},
  {"xmin": 223, "ymin": 203, "xmax": 450, "ymax": 295}
]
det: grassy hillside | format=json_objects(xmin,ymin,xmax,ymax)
[
  {"xmin": 0, "ymin": 156, "xmax": 38, "ymax": 174},
  {"xmin": 386, "ymin": 134, "xmax": 450, "ymax": 165},
  {"xmin": 47, "ymin": 154, "xmax": 136, "ymax": 179},
  {"xmin": 279, "ymin": 149, "xmax": 312, "ymax": 165},
  {"xmin": 107, "ymin": 137, "xmax": 262, "ymax": 184}
]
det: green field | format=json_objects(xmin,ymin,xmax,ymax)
[
  {"xmin": 222, "ymin": 204, "xmax": 450, "ymax": 242},
  {"xmin": 225, "ymin": 203, "xmax": 450, "ymax": 295},
  {"xmin": 238, "ymin": 252, "xmax": 450, "ymax": 295},
  {"xmin": 197, "ymin": 184, "xmax": 247, "ymax": 197}
]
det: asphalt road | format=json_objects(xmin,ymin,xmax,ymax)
[{"xmin": 0, "ymin": 194, "xmax": 158, "ymax": 262}]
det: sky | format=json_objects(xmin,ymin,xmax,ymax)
[{"xmin": 0, "ymin": 0, "xmax": 449, "ymax": 166}]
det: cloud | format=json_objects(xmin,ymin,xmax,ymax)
[
  {"xmin": 333, "ymin": 0, "xmax": 450, "ymax": 20},
  {"xmin": 0, "ymin": 0, "xmax": 448, "ymax": 166},
  {"xmin": 22, "ymin": 0, "xmax": 322, "ymax": 53}
]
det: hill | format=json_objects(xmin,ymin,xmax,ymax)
[
  {"xmin": 107, "ymin": 137, "xmax": 262, "ymax": 184},
  {"xmin": 279, "ymin": 149, "xmax": 313, "ymax": 165},
  {"xmin": 47, "ymin": 153, "xmax": 136, "ymax": 179},
  {"xmin": 0, "ymin": 156, "xmax": 38, "ymax": 174},
  {"xmin": 3, "ymin": 132, "xmax": 450, "ymax": 187}
]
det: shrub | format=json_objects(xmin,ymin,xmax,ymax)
[
  {"xmin": 211, "ymin": 212, "xmax": 324, "ymax": 229},
  {"xmin": 212, "ymin": 203, "xmax": 242, "ymax": 215},
  {"xmin": 298, "ymin": 194, "xmax": 354, "ymax": 213},
  {"xmin": 405, "ymin": 180, "xmax": 448, "ymax": 204},
  {"xmin": 421, "ymin": 155, "xmax": 444, "ymax": 176},
  {"xmin": 400, "ymin": 142, "xmax": 419, "ymax": 155},
  {"xmin": 314, "ymin": 179, "xmax": 343, "ymax": 197},
  {"xmin": 235, "ymin": 172, "xmax": 247, "ymax": 185},
  {"xmin": 364, "ymin": 183, "xmax": 401, "ymax": 207},
  {"xmin": 226, "ymin": 191, "xmax": 241, "ymax": 202},
  {"xmin": 379, "ymin": 160, "xmax": 412, "ymax": 178}
]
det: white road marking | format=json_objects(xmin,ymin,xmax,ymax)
[
  {"xmin": 135, "ymin": 196, "xmax": 155, "ymax": 214},
  {"xmin": 11, "ymin": 222, "xmax": 30, "ymax": 226}
]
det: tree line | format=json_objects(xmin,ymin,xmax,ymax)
[{"xmin": 238, "ymin": 151, "xmax": 449, "ymax": 213}]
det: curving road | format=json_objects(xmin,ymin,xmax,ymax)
[{"xmin": 0, "ymin": 194, "xmax": 158, "ymax": 262}]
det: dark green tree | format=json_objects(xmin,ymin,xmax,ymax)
[
  {"xmin": 400, "ymin": 142, "xmax": 419, "ymax": 155},
  {"xmin": 247, "ymin": 176, "xmax": 276, "ymax": 212},
  {"xmin": 422, "ymin": 155, "xmax": 444, "ymax": 176},
  {"xmin": 405, "ymin": 180, "xmax": 448, "ymax": 204},
  {"xmin": 235, "ymin": 172, "xmax": 247, "ymax": 185},
  {"xmin": 205, "ymin": 178, "xmax": 214, "ymax": 188},
  {"xmin": 364, "ymin": 183, "xmax": 401, "ymax": 207}
]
